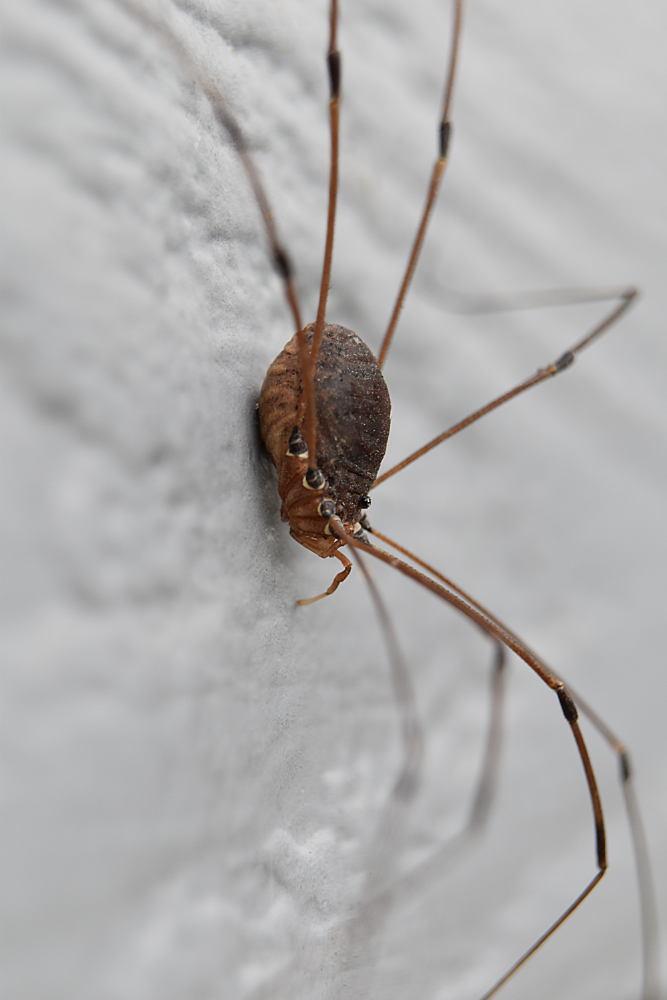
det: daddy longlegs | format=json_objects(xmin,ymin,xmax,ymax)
[{"xmin": 117, "ymin": 0, "xmax": 660, "ymax": 997}]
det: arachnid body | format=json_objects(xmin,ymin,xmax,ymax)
[{"xmin": 259, "ymin": 323, "xmax": 390, "ymax": 558}]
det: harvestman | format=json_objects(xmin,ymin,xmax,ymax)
[
  {"xmin": 116, "ymin": 0, "xmax": 659, "ymax": 996},
  {"xmin": 256, "ymin": 4, "xmax": 660, "ymax": 997}
]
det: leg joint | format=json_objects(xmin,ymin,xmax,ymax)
[{"xmin": 557, "ymin": 686, "xmax": 579, "ymax": 724}]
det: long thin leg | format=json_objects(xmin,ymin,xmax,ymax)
[
  {"xmin": 362, "ymin": 531, "xmax": 512, "ymax": 902},
  {"xmin": 213, "ymin": 0, "xmax": 342, "ymax": 478},
  {"xmin": 377, "ymin": 641, "xmax": 507, "ymax": 910},
  {"xmin": 246, "ymin": 547, "xmax": 426, "ymax": 1000},
  {"xmin": 328, "ymin": 546, "xmax": 425, "ymax": 1000},
  {"xmin": 377, "ymin": 0, "xmax": 464, "ymax": 369},
  {"xmin": 373, "ymin": 287, "xmax": 637, "ymax": 487},
  {"xmin": 114, "ymin": 0, "xmax": 332, "ymax": 475},
  {"xmin": 114, "ymin": 0, "xmax": 304, "ymax": 338},
  {"xmin": 562, "ymin": 689, "xmax": 662, "ymax": 1000},
  {"xmin": 437, "ymin": 282, "xmax": 639, "ymax": 315},
  {"xmin": 369, "ymin": 525, "xmax": 506, "ymax": 614},
  {"xmin": 366, "ymin": 522, "xmax": 660, "ymax": 999},
  {"xmin": 290, "ymin": 0, "xmax": 342, "ymax": 467},
  {"xmin": 328, "ymin": 517, "xmax": 612, "ymax": 999}
]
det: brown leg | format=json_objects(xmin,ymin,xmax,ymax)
[
  {"xmin": 376, "ymin": 641, "xmax": 507, "ymax": 911},
  {"xmin": 377, "ymin": 0, "xmax": 464, "ymax": 369},
  {"xmin": 328, "ymin": 546, "xmax": 425, "ymax": 1000},
  {"xmin": 297, "ymin": 549, "xmax": 352, "ymax": 606},
  {"xmin": 329, "ymin": 517, "xmax": 658, "ymax": 1000},
  {"xmin": 367, "ymin": 523, "xmax": 660, "ymax": 1000},
  {"xmin": 374, "ymin": 287, "xmax": 637, "ymax": 487}
]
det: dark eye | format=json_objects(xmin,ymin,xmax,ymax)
[{"xmin": 359, "ymin": 495, "xmax": 372, "ymax": 509}]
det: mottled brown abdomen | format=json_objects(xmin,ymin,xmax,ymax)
[{"xmin": 258, "ymin": 323, "xmax": 391, "ymax": 553}]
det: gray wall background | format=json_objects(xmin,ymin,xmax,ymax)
[{"xmin": 3, "ymin": 1, "xmax": 666, "ymax": 999}]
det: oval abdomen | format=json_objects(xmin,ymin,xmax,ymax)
[{"xmin": 259, "ymin": 324, "xmax": 391, "ymax": 529}]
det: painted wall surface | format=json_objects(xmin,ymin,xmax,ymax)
[{"xmin": 3, "ymin": 1, "xmax": 665, "ymax": 999}]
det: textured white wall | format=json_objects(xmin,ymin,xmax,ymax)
[{"xmin": 2, "ymin": 1, "xmax": 665, "ymax": 999}]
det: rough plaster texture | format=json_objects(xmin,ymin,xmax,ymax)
[{"xmin": 2, "ymin": 1, "xmax": 666, "ymax": 999}]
